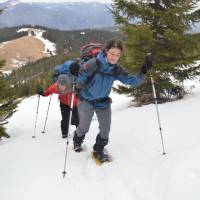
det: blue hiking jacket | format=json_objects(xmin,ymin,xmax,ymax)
[{"xmin": 76, "ymin": 50, "xmax": 144, "ymax": 109}]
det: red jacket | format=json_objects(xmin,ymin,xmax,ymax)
[{"xmin": 43, "ymin": 83, "xmax": 78, "ymax": 106}]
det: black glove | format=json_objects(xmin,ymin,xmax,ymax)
[
  {"xmin": 112, "ymin": 65, "xmax": 129, "ymax": 77},
  {"xmin": 69, "ymin": 62, "xmax": 81, "ymax": 76},
  {"xmin": 140, "ymin": 53, "xmax": 152, "ymax": 74},
  {"xmin": 37, "ymin": 89, "xmax": 44, "ymax": 96}
]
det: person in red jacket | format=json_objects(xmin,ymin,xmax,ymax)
[{"xmin": 38, "ymin": 74, "xmax": 79, "ymax": 138}]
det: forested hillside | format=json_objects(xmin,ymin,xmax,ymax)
[
  {"xmin": 0, "ymin": 26, "xmax": 27, "ymax": 42},
  {"xmin": 42, "ymin": 27, "xmax": 122, "ymax": 54},
  {"xmin": 1, "ymin": 25, "xmax": 122, "ymax": 97}
]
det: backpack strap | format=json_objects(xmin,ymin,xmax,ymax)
[
  {"xmin": 84, "ymin": 58, "xmax": 101, "ymax": 85},
  {"xmin": 84, "ymin": 58, "xmax": 129, "ymax": 85},
  {"xmin": 81, "ymin": 57, "xmax": 129, "ymax": 87}
]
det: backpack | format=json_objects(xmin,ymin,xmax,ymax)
[
  {"xmin": 80, "ymin": 43, "xmax": 103, "ymax": 64},
  {"xmin": 52, "ymin": 43, "xmax": 103, "ymax": 82},
  {"xmin": 52, "ymin": 60, "xmax": 74, "ymax": 82}
]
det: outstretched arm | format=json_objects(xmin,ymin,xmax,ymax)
[
  {"xmin": 116, "ymin": 54, "xmax": 152, "ymax": 87},
  {"xmin": 40, "ymin": 83, "xmax": 58, "ymax": 96},
  {"xmin": 116, "ymin": 73, "xmax": 144, "ymax": 87}
]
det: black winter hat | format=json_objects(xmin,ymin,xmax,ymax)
[{"xmin": 69, "ymin": 62, "xmax": 81, "ymax": 76}]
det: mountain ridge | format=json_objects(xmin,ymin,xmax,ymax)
[{"xmin": 0, "ymin": 0, "xmax": 114, "ymax": 30}]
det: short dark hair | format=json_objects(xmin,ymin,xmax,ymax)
[{"xmin": 104, "ymin": 38, "xmax": 123, "ymax": 52}]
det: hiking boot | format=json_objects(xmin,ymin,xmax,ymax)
[
  {"xmin": 73, "ymin": 131, "xmax": 85, "ymax": 152},
  {"xmin": 62, "ymin": 134, "xmax": 68, "ymax": 139},
  {"xmin": 93, "ymin": 134, "xmax": 108, "ymax": 152},
  {"xmin": 93, "ymin": 151, "xmax": 110, "ymax": 163},
  {"xmin": 73, "ymin": 142, "xmax": 83, "ymax": 152}
]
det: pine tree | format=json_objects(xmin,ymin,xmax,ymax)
[
  {"xmin": 0, "ymin": 59, "xmax": 19, "ymax": 139},
  {"xmin": 111, "ymin": 0, "xmax": 200, "ymax": 104},
  {"xmin": 0, "ymin": 9, "xmax": 18, "ymax": 139}
]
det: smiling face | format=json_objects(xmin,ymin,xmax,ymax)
[
  {"xmin": 106, "ymin": 47, "xmax": 122, "ymax": 64},
  {"xmin": 58, "ymin": 84, "xmax": 68, "ymax": 94}
]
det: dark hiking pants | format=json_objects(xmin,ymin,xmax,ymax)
[{"xmin": 60, "ymin": 103, "xmax": 79, "ymax": 137}]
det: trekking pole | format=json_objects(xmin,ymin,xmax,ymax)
[
  {"xmin": 62, "ymin": 81, "xmax": 75, "ymax": 178},
  {"xmin": 32, "ymin": 95, "xmax": 41, "ymax": 138},
  {"xmin": 147, "ymin": 53, "xmax": 166, "ymax": 155},
  {"xmin": 42, "ymin": 94, "xmax": 52, "ymax": 134}
]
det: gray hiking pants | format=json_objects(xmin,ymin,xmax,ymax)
[{"xmin": 76, "ymin": 100, "xmax": 111, "ymax": 140}]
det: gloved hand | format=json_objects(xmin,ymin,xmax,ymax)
[
  {"xmin": 140, "ymin": 53, "xmax": 152, "ymax": 74},
  {"xmin": 69, "ymin": 62, "xmax": 81, "ymax": 76},
  {"xmin": 37, "ymin": 89, "xmax": 44, "ymax": 96}
]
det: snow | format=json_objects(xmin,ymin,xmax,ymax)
[
  {"xmin": 0, "ymin": 41, "xmax": 11, "ymax": 46},
  {"xmin": 33, "ymin": 29, "xmax": 56, "ymax": 56},
  {"xmin": 17, "ymin": 28, "xmax": 57, "ymax": 56},
  {"xmin": 11, "ymin": 58, "xmax": 27, "ymax": 68},
  {"xmin": 9, "ymin": 0, "xmax": 20, "ymax": 6},
  {"xmin": 1, "ymin": 80, "xmax": 200, "ymax": 200},
  {"xmin": 1, "ymin": 70, "xmax": 12, "ymax": 75}
]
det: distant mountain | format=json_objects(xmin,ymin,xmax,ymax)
[
  {"xmin": 0, "ymin": 0, "xmax": 21, "ymax": 8},
  {"xmin": 1, "ymin": 0, "xmax": 199, "ymax": 32},
  {"xmin": 0, "ymin": 0, "xmax": 115, "ymax": 30}
]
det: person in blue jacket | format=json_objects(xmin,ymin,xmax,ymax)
[{"xmin": 73, "ymin": 38, "xmax": 152, "ymax": 162}]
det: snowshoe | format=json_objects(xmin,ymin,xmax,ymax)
[{"xmin": 92, "ymin": 151, "xmax": 112, "ymax": 165}]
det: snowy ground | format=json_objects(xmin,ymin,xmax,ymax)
[
  {"xmin": 1, "ymin": 80, "xmax": 200, "ymax": 200},
  {"xmin": 17, "ymin": 28, "xmax": 56, "ymax": 56}
]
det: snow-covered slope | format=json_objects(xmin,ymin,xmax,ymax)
[{"xmin": 1, "ymin": 80, "xmax": 200, "ymax": 200}]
